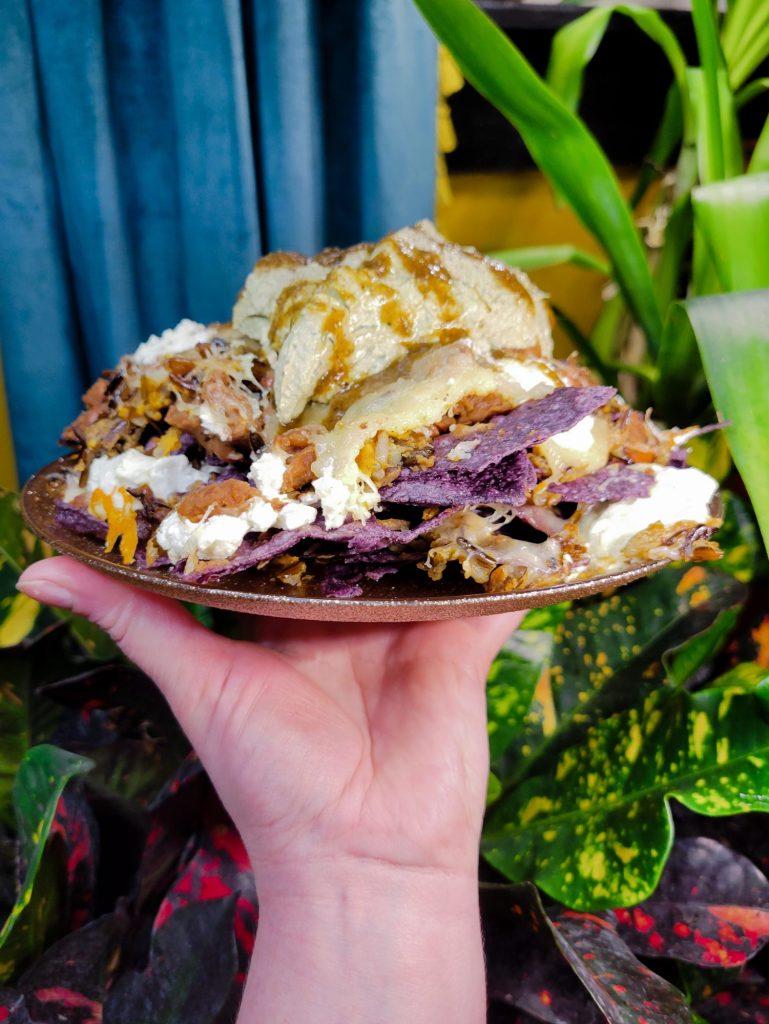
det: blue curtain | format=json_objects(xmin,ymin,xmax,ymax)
[{"xmin": 0, "ymin": 0, "xmax": 437, "ymax": 482}]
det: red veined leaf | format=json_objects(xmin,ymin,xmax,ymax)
[
  {"xmin": 482, "ymin": 883, "xmax": 693, "ymax": 1023},
  {"xmin": 104, "ymin": 898, "xmax": 237, "ymax": 1024},
  {"xmin": 49, "ymin": 789, "xmax": 98, "ymax": 932},
  {"xmin": 15, "ymin": 914, "xmax": 126, "ymax": 1024},
  {"xmin": 551, "ymin": 910, "xmax": 693, "ymax": 1024},
  {"xmin": 482, "ymin": 883, "xmax": 604, "ymax": 1023},
  {"xmin": 154, "ymin": 823, "xmax": 257, "ymax": 987},
  {"xmin": 611, "ymin": 838, "xmax": 769, "ymax": 967},
  {"xmin": 0, "ymin": 995, "xmax": 31, "ymax": 1023},
  {"xmin": 694, "ymin": 970, "xmax": 769, "ymax": 1023}
]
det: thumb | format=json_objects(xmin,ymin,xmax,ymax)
[{"xmin": 17, "ymin": 556, "xmax": 244, "ymax": 748}]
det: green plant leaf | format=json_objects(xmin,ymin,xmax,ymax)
[
  {"xmin": 721, "ymin": 0, "xmax": 769, "ymax": 88},
  {"xmin": 503, "ymin": 564, "xmax": 745, "ymax": 787},
  {"xmin": 489, "ymin": 244, "xmax": 609, "ymax": 275},
  {"xmin": 483, "ymin": 681, "xmax": 769, "ymax": 910},
  {"xmin": 692, "ymin": 174, "xmax": 769, "ymax": 290},
  {"xmin": 547, "ymin": 5, "xmax": 691, "ymax": 143},
  {"xmin": 487, "ymin": 632, "xmax": 552, "ymax": 764},
  {"xmin": 412, "ymin": 0, "xmax": 663, "ymax": 351},
  {"xmin": 735, "ymin": 76, "xmax": 769, "ymax": 109},
  {"xmin": 749, "ymin": 112, "xmax": 769, "ymax": 173},
  {"xmin": 0, "ymin": 745, "xmax": 93, "ymax": 979},
  {"xmin": 683, "ymin": 290, "xmax": 769, "ymax": 554},
  {"xmin": 691, "ymin": 0, "xmax": 730, "ymax": 182},
  {"xmin": 715, "ymin": 491, "xmax": 762, "ymax": 583},
  {"xmin": 663, "ymin": 607, "xmax": 739, "ymax": 687}
]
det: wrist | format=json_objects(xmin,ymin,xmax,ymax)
[{"xmin": 239, "ymin": 858, "xmax": 485, "ymax": 1024}]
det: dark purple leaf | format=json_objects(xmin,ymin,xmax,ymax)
[
  {"xmin": 17, "ymin": 914, "xmax": 126, "ymax": 1024},
  {"xmin": 481, "ymin": 883, "xmax": 691, "ymax": 1024},
  {"xmin": 136, "ymin": 755, "xmax": 218, "ymax": 913},
  {"xmin": 49, "ymin": 788, "xmax": 98, "ymax": 932},
  {"xmin": 694, "ymin": 970, "xmax": 769, "ymax": 1023},
  {"xmin": 551, "ymin": 911, "xmax": 692, "ymax": 1024},
  {"xmin": 0, "ymin": 994, "xmax": 31, "ymax": 1023},
  {"xmin": 154, "ymin": 824, "xmax": 257, "ymax": 986},
  {"xmin": 482, "ymin": 884, "xmax": 603, "ymax": 1024},
  {"xmin": 103, "ymin": 898, "xmax": 237, "ymax": 1024},
  {"xmin": 548, "ymin": 464, "xmax": 655, "ymax": 503},
  {"xmin": 611, "ymin": 839, "xmax": 769, "ymax": 967}
]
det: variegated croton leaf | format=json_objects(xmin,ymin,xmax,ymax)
[
  {"xmin": 483, "ymin": 681, "xmax": 769, "ymax": 909},
  {"xmin": 493, "ymin": 561, "xmax": 746, "ymax": 790},
  {"xmin": 610, "ymin": 838, "xmax": 769, "ymax": 967},
  {"xmin": 482, "ymin": 882, "xmax": 693, "ymax": 1024}
]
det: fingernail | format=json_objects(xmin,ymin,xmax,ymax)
[{"xmin": 16, "ymin": 578, "xmax": 75, "ymax": 610}]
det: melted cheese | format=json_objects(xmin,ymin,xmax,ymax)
[{"xmin": 311, "ymin": 341, "xmax": 523, "ymax": 526}]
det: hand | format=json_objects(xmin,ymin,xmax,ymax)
[{"xmin": 18, "ymin": 556, "xmax": 522, "ymax": 1023}]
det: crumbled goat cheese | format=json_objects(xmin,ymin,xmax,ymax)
[
  {"xmin": 311, "ymin": 464, "xmax": 376, "ymax": 529},
  {"xmin": 130, "ymin": 320, "xmax": 215, "ymax": 366},
  {"xmin": 156, "ymin": 494, "xmax": 317, "ymax": 565},
  {"xmin": 581, "ymin": 465, "xmax": 718, "ymax": 558},
  {"xmin": 248, "ymin": 451, "xmax": 287, "ymax": 498},
  {"xmin": 276, "ymin": 502, "xmax": 317, "ymax": 530},
  {"xmin": 87, "ymin": 450, "xmax": 213, "ymax": 503}
]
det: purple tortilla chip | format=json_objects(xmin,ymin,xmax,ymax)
[
  {"xmin": 432, "ymin": 385, "xmax": 615, "ymax": 474},
  {"xmin": 381, "ymin": 386, "xmax": 614, "ymax": 508},
  {"xmin": 55, "ymin": 501, "xmax": 154, "ymax": 542},
  {"xmin": 56, "ymin": 502, "xmax": 108, "ymax": 539},
  {"xmin": 548, "ymin": 464, "xmax": 655, "ymax": 503},
  {"xmin": 181, "ymin": 509, "xmax": 456, "ymax": 583},
  {"xmin": 381, "ymin": 450, "xmax": 536, "ymax": 506}
]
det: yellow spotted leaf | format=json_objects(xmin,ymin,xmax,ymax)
[{"xmin": 483, "ymin": 681, "xmax": 769, "ymax": 910}]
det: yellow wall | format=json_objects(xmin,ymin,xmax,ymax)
[
  {"xmin": 437, "ymin": 169, "xmax": 644, "ymax": 357},
  {"xmin": 0, "ymin": 352, "xmax": 17, "ymax": 491}
]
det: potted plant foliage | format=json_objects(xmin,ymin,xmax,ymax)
[{"xmin": 0, "ymin": 0, "xmax": 768, "ymax": 1020}]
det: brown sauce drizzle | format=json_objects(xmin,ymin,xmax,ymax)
[{"xmin": 393, "ymin": 241, "xmax": 460, "ymax": 321}]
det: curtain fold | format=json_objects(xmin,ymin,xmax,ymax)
[{"xmin": 1, "ymin": 0, "xmax": 436, "ymax": 482}]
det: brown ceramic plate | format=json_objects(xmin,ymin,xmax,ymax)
[{"xmin": 22, "ymin": 459, "xmax": 669, "ymax": 623}]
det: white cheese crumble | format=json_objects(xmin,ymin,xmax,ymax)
[
  {"xmin": 131, "ymin": 320, "xmax": 215, "ymax": 367},
  {"xmin": 87, "ymin": 450, "xmax": 213, "ymax": 503},
  {"xmin": 248, "ymin": 451, "xmax": 287, "ymax": 498},
  {"xmin": 580, "ymin": 465, "xmax": 718, "ymax": 559},
  {"xmin": 156, "ymin": 493, "xmax": 318, "ymax": 564}
]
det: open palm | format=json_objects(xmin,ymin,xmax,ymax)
[{"xmin": 18, "ymin": 557, "xmax": 522, "ymax": 884}]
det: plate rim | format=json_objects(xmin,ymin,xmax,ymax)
[{"xmin": 20, "ymin": 459, "xmax": 670, "ymax": 622}]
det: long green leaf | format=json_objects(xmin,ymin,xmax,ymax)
[
  {"xmin": 547, "ymin": 5, "xmax": 691, "ymax": 137},
  {"xmin": 412, "ymin": 0, "xmax": 663, "ymax": 351},
  {"xmin": 489, "ymin": 244, "xmax": 609, "ymax": 275},
  {"xmin": 483, "ymin": 682, "xmax": 769, "ymax": 910},
  {"xmin": 692, "ymin": 0, "xmax": 728, "ymax": 182},
  {"xmin": 749, "ymin": 113, "xmax": 769, "ymax": 174},
  {"xmin": 721, "ymin": 0, "xmax": 769, "ymax": 88},
  {"xmin": 692, "ymin": 173, "xmax": 769, "ymax": 291},
  {"xmin": 684, "ymin": 290, "xmax": 769, "ymax": 555},
  {"xmin": 735, "ymin": 76, "xmax": 769, "ymax": 109}
]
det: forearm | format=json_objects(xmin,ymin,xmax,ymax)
[{"xmin": 237, "ymin": 859, "xmax": 486, "ymax": 1024}]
